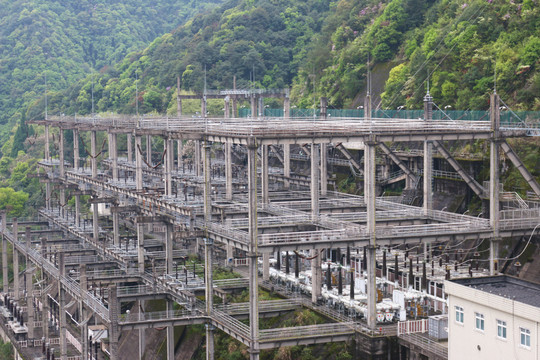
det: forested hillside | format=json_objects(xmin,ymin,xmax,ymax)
[
  {"xmin": 36, "ymin": 0, "xmax": 539, "ymax": 120},
  {"xmin": 31, "ymin": 0, "xmax": 331, "ymax": 117},
  {"xmin": 295, "ymin": 0, "xmax": 540, "ymax": 110},
  {"xmin": 0, "ymin": 0, "xmax": 224, "ymax": 127}
]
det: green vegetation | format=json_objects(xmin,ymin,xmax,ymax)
[{"xmin": 0, "ymin": 338, "xmax": 13, "ymax": 359}]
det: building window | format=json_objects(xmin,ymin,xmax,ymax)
[
  {"xmin": 497, "ymin": 320, "xmax": 507, "ymax": 339},
  {"xmin": 455, "ymin": 306, "xmax": 464, "ymax": 324},
  {"xmin": 475, "ymin": 312, "xmax": 484, "ymax": 331},
  {"xmin": 520, "ymin": 327, "xmax": 531, "ymax": 348}
]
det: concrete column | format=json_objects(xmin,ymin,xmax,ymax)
[
  {"xmin": 201, "ymin": 96, "xmax": 207, "ymax": 119},
  {"xmin": 59, "ymin": 129, "xmax": 65, "ymax": 178},
  {"xmin": 311, "ymin": 143, "xmax": 321, "ymax": 303},
  {"xmin": 166, "ymin": 223, "xmax": 173, "ymax": 274},
  {"xmin": 79, "ymin": 264, "xmax": 88, "ymax": 360},
  {"xmin": 135, "ymin": 136, "xmax": 143, "ymax": 191},
  {"xmin": 166, "ymin": 301, "xmax": 175, "ymax": 360},
  {"xmin": 92, "ymin": 202, "xmax": 99, "ymax": 242},
  {"xmin": 108, "ymin": 285, "xmax": 119, "ymax": 360},
  {"xmin": 177, "ymin": 140, "xmax": 183, "ymax": 172},
  {"xmin": 138, "ymin": 300, "xmax": 145, "ymax": 359},
  {"xmin": 110, "ymin": 133, "xmax": 118, "ymax": 181},
  {"xmin": 490, "ymin": 93, "xmax": 501, "ymax": 275},
  {"xmin": 91, "ymin": 131, "xmax": 97, "ymax": 179},
  {"xmin": 423, "ymin": 93, "xmax": 433, "ymax": 216},
  {"xmin": 247, "ymin": 141, "xmax": 259, "ymax": 360},
  {"xmin": 203, "ymin": 140, "xmax": 214, "ymax": 359},
  {"xmin": 320, "ymin": 97, "xmax": 328, "ymax": 119},
  {"xmin": 75, "ymin": 195, "xmax": 80, "ymax": 228},
  {"xmin": 137, "ymin": 223, "xmax": 145, "ymax": 274},
  {"xmin": 258, "ymin": 97, "xmax": 263, "ymax": 118},
  {"xmin": 311, "ymin": 144, "xmax": 320, "ymax": 221},
  {"xmin": 261, "ymin": 145, "xmax": 269, "ymax": 204},
  {"xmin": 225, "ymin": 142, "xmax": 233, "ymax": 201},
  {"xmin": 26, "ymin": 265, "xmax": 34, "ymax": 339},
  {"xmin": 45, "ymin": 124, "xmax": 50, "ymax": 161},
  {"xmin": 12, "ymin": 218, "xmax": 19, "ymax": 301},
  {"xmin": 112, "ymin": 210, "xmax": 120, "ymax": 247},
  {"xmin": 250, "ymin": 96, "xmax": 257, "ymax": 118},
  {"xmin": 262, "ymin": 253, "xmax": 269, "ymax": 281},
  {"xmin": 146, "ymin": 135, "xmax": 152, "ymax": 165},
  {"xmin": 127, "ymin": 133, "xmax": 133, "ymax": 163},
  {"xmin": 165, "ymin": 139, "xmax": 174, "ymax": 196},
  {"xmin": 195, "ymin": 141, "xmax": 202, "ymax": 177},
  {"xmin": 58, "ymin": 253, "xmax": 67, "ymax": 360},
  {"xmin": 46, "ymin": 182, "xmax": 51, "ymax": 210},
  {"xmin": 320, "ymin": 144, "xmax": 327, "ymax": 196},
  {"xmin": 365, "ymin": 141, "xmax": 377, "ymax": 330},
  {"xmin": 73, "ymin": 129, "xmax": 79, "ymax": 171},
  {"xmin": 311, "ymin": 249, "xmax": 321, "ymax": 303},
  {"xmin": 60, "ymin": 188, "xmax": 66, "ymax": 218},
  {"xmin": 224, "ymin": 96, "xmax": 230, "ymax": 118},
  {"xmin": 283, "ymin": 144, "xmax": 290, "ymax": 189},
  {"xmin": 283, "ymin": 98, "xmax": 291, "ymax": 190},
  {"xmin": 204, "ymin": 237, "xmax": 214, "ymax": 360}
]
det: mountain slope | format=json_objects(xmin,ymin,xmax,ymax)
[{"xmin": 0, "ymin": 0, "xmax": 225, "ymax": 126}]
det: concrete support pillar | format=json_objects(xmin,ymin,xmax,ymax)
[
  {"xmin": 204, "ymin": 237, "xmax": 214, "ymax": 360},
  {"xmin": 165, "ymin": 139, "xmax": 174, "ymax": 196},
  {"xmin": 91, "ymin": 131, "xmax": 97, "ymax": 179},
  {"xmin": 203, "ymin": 140, "xmax": 214, "ymax": 358},
  {"xmin": 247, "ymin": 141, "xmax": 260, "ymax": 360},
  {"xmin": 490, "ymin": 93, "xmax": 501, "ymax": 275},
  {"xmin": 92, "ymin": 202, "xmax": 99, "ymax": 242},
  {"xmin": 46, "ymin": 182, "xmax": 51, "ymax": 210},
  {"xmin": 166, "ymin": 223, "xmax": 173, "ymax": 274},
  {"xmin": 79, "ymin": 264, "xmax": 88, "ymax": 360},
  {"xmin": 59, "ymin": 129, "xmax": 65, "ymax": 178},
  {"xmin": 311, "ymin": 143, "xmax": 321, "ymax": 303},
  {"xmin": 108, "ymin": 285, "xmax": 119, "ymax": 360},
  {"xmin": 365, "ymin": 141, "xmax": 377, "ymax": 330},
  {"xmin": 262, "ymin": 253, "xmax": 269, "ymax": 281},
  {"xmin": 75, "ymin": 195, "xmax": 80, "ymax": 228},
  {"xmin": 311, "ymin": 249, "xmax": 322, "ymax": 303},
  {"xmin": 225, "ymin": 142, "xmax": 233, "ymax": 201},
  {"xmin": 112, "ymin": 210, "xmax": 120, "ymax": 247},
  {"xmin": 195, "ymin": 141, "xmax": 202, "ymax": 177},
  {"xmin": 166, "ymin": 301, "xmax": 175, "ymax": 360},
  {"xmin": 283, "ymin": 144, "xmax": 290, "ymax": 189},
  {"xmin": 137, "ymin": 223, "xmax": 145, "ymax": 274},
  {"xmin": 311, "ymin": 144, "xmax": 320, "ymax": 221},
  {"xmin": 127, "ymin": 133, "xmax": 133, "ymax": 163},
  {"xmin": 224, "ymin": 96, "xmax": 230, "ymax": 118},
  {"xmin": 44, "ymin": 125, "xmax": 50, "ymax": 161},
  {"xmin": 146, "ymin": 135, "xmax": 152, "ymax": 165},
  {"xmin": 58, "ymin": 253, "xmax": 67, "ymax": 360},
  {"xmin": 261, "ymin": 145, "xmax": 269, "ymax": 204},
  {"xmin": 110, "ymin": 133, "xmax": 118, "ymax": 181},
  {"xmin": 320, "ymin": 144, "xmax": 327, "ymax": 196},
  {"xmin": 177, "ymin": 140, "xmax": 183, "ymax": 172},
  {"xmin": 423, "ymin": 93, "xmax": 433, "ymax": 216},
  {"xmin": 320, "ymin": 97, "xmax": 328, "ymax": 119},
  {"xmin": 135, "ymin": 136, "xmax": 143, "ymax": 191},
  {"xmin": 250, "ymin": 96, "xmax": 257, "ymax": 119},
  {"xmin": 26, "ymin": 265, "xmax": 34, "ymax": 339},
  {"xmin": 73, "ymin": 129, "xmax": 79, "ymax": 171},
  {"xmin": 283, "ymin": 98, "xmax": 291, "ymax": 189},
  {"xmin": 201, "ymin": 96, "xmax": 207, "ymax": 119},
  {"xmin": 258, "ymin": 97, "xmax": 263, "ymax": 118},
  {"xmin": 12, "ymin": 218, "xmax": 19, "ymax": 300}
]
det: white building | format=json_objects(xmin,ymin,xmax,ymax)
[{"xmin": 445, "ymin": 276, "xmax": 540, "ymax": 360}]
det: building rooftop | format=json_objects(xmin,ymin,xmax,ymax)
[{"xmin": 451, "ymin": 275, "xmax": 540, "ymax": 308}]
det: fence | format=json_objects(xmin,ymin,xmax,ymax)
[{"xmin": 397, "ymin": 319, "xmax": 429, "ymax": 336}]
